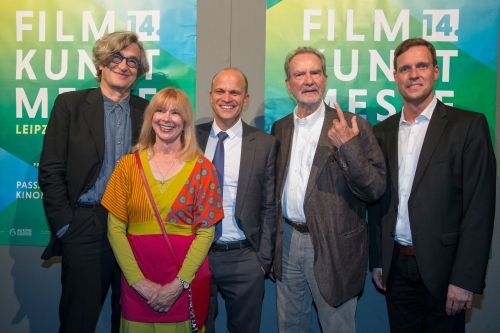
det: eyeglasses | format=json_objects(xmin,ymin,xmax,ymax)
[{"xmin": 109, "ymin": 53, "xmax": 141, "ymax": 69}]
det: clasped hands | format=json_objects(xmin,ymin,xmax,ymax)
[
  {"xmin": 327, "ymin": 102, "xmax": 359, "ymax": 149},
  {"xmin": 132, "ymin": 277, "xmax": 184, "ymax": 313}
]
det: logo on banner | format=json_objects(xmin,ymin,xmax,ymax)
[
  {"xmin": 297, "ymin": 7, "xmax": 463, "ymax": 120},
  {"xmin": 127, "ymin": 10, "xmax": 161, "ymax": 41},
  {"xmin": 3, "ymin": 0, "xmax": 198, "ymax": 246},
  {"xmin": 423, "ymin": 10, "xmax": 459, "ymax": 41},
  {"xmin": 9, "ymin": 228, "xmax": 32, "ymax": 237}
]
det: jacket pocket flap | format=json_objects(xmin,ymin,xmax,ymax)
[
  {"xmin": 441, "ymin": 231, "xmax": 459, "ymax": 245},
  {"xmin": 342, "ymin": 225, "xmax": 365, "ymax": 237},
  {"xmin": 429, "ymin": 154, "xmax": 456, "ymax": 165}
]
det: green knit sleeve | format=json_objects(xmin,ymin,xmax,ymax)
[
  {"xmin": 177, "ymin": 225, "xmax": 215, "ymax": 283},
  {"xmin": 107, "ymin": 213, "xmax": 145, "ymax": 285}
]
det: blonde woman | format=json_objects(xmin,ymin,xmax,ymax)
[{"xmin": 102, "ymin": 88, "xmax": 223, "ymax": 332}]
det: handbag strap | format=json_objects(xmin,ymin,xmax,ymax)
[{"xmin": 135, "ymin": 152, "xmax": 181, "ymax": 270}]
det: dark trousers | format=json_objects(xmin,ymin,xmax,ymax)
[
  {"xmin": 59, "ymin": 205, "xmax": 121, "ymax": 333},
  {"xmin": 386, "ymin": 247, "xmax": 465, "ymax": 333},
  {"xmin": 205, "ymin": 246, "xmax": 265, "ymax": 333}
]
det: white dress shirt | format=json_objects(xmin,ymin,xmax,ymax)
[
  {"xmin": 282, "ymin": 103, "xmax": 325, "ymax": 222},
  {"xmin": 204, "ymin": 119, "xmax": 245, "ymax": 243},
  {"xmin": 395, "ymin": 97, "xmax": 437, "ymax": 246}
]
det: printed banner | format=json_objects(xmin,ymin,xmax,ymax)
[
  {"xmin": 0, "ymin": 0, "xmax": 197, "ymax": 245},
  {"xmin": 265, "ymin": 0, "xmax": 498, "ymax": 138}
]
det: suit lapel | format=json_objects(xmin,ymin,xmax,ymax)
[
  {"xmin": 235, "ymin": 122, "xmax": 255, "ymax": 218},
  {"xmin": 129, "ymin": 98, "xmax": 144, "ymax": 144},
  {"xmin": 410, "ymin": 101, "xmax": 448, "ymax": 196},
  {"xmin": 82, "ymin": 88, "xmax": 105, "ymax": 161},
  {"xmin": 304, "ymin": 106, "xmax": 334, "ymax": 204},
  {"xmin": 385, "ymin": 115, "xmax": 400, "ymax": 195},
  {"xmin": 196, "ymin": 122, "xmax": 212, "ymax": 151},
  {"xmin": 277, "ymin": 115, "xmax": 294, "ymax": 196}
]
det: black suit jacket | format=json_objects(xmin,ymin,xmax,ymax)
[
  {"xmin": 196, "ymin": 121, "xmax": 277, "ymax": 273},
  {"xmin": 39, "ymin": 88, "xmax": 148, "ymax": 259},
  {"xmin": 369, "ymin": 100, "xmax": 496, "ymax": 300}
]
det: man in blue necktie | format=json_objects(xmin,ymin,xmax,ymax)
[{"xmin": 196, "ymin": 68, "xmax": 277, "ymax": 333}]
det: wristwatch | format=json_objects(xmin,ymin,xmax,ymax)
[{"xmin": 177, "ymin": 277, "xmax": 190, "ymax": 289}]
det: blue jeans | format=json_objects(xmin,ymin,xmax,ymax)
[{"xmin": 277, "ymin": 221, "xmax": 357, "ymax": 333}]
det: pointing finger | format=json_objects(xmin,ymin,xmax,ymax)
[
  {"xmin": 350, "ymin": 115, "xmax": 359, "ymax": 134},
  {"xmin": 334, "ymin": 102, "xmax": 346, "ymax": 123}
]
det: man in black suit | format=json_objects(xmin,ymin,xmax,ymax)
[
  {"xmin": 369, "ymin": 38, "xmax": 496, "ymax": 332},
  {"xmin": 196, "ymin": 68, "xmax": 276, "ymax": 333},
  {"xmin": 39, "ymin": 31, "xmax": 150, "ymax": 333}
]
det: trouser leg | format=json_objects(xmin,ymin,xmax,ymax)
[{"xmin": 59, "ymin": 206, "xmax": 118, "ymax": 333}]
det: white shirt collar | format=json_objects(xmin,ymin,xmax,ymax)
[
  {"xmin": 293, "ymin": 103, "xmax": 325, "ymax": 127},
  {"xmin": 210, "ymin": 118, "xmax": 243, "ymax": 139},
  {"xmin": 399, "ymin": 97, "xmax": 437, "ymax": 126}
]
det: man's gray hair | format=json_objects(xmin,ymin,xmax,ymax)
[{"xmin": 284, "ymin": 46, "xmax": 327, "ymax": 80}]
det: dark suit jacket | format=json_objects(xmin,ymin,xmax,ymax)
[
  {"xmin": 196, "ymin": 121, "xmax": 277, "ymax": 273},
  {"xmin": 368, "ymin": 100, "xmax": 496, "ymax": 300},
  {"xmin": 272, "ymin": 104, "xmax": 386, "ymax": 306},
  {"xmin": 39, "ymin": 88, "xmax": 148, "ymax": 259}
]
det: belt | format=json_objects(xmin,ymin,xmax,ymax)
[
  {"xmin": 394, "ymin": 242, "xmax": 415, "ymax": 256},
  {"xmin": 284, "ymin": 217, "xmax": 309, "ymax": 233},
  {"xmin": 211, "ymin": 239, "xmax": 251, "ymax": 252}
]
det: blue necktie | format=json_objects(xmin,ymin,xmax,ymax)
[{"xmin": 212, "ymin": 131, "xmax": 228, "ymax": 241}]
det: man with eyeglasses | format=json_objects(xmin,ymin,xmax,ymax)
[{"xmin": 39, "ymin": 31, "xmax": 150, "ymax": 333}]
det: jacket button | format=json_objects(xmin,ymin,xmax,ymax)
[{"xmin": 390, "ymin": 232, "xmax": 394, "ymax": 238}]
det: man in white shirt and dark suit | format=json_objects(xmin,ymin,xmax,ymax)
[
  {"xmin": 196, "ymin": 68, "xmax": 277, "ymax": 333},
  {"xmin": 369, "ymin": 38, "xmax": 496, "ymax": 332}
]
